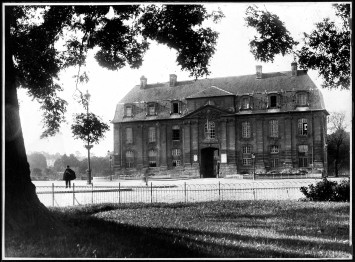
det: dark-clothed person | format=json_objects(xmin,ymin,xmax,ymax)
[{"xmin": 63, "ymin": 165, "xmax": 76, "ymax": 188}]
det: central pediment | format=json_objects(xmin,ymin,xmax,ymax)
[{"xmin": 183, "ymin": 104, "xmax": 233, "ymax": 120}]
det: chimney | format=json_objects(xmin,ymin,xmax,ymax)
[
  {"xmin": 169, "ymin": 74, "xmax": 177, "ymax": 87},
  {"xmin": 140, "ymin": 75, "xmax": 147, "ymax": 89},
  {"xmin": 291, "ymin": 61, "xmax": 297, "ymax": 76},
  {"xmin": 256, "ymin": 65, "xmax": 262, "ymax": 79}
]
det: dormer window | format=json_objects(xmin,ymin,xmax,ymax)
[
  {"xmin": 241, "ymin": 96, "xmax": 251, "ymax": 110},
  {"xmin": 171, "ymin": 101, "xmax": 181, "ymax": 114},
  {"xmin": 268, "ymin": 94, "xmax": 280, "ymax": 109},
  {"xmin": 147, "ymin": 103, "xmax": 156, "ymax": 116},
  {"xmin": 125, "ymin": 105, "xmax": 133, "ymax": 117},
  {"xmin": 270, "ymin": 95, "xmax": 277, "ymax": 107},
  {"xmin": 297, "ymin": 92, "xmax": 308, "ymax": 106}
]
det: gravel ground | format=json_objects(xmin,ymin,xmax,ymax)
[{"xmin": 33, "ymin": 177, "xmax": 348, "ymax": 207}]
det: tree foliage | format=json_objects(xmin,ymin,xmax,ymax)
[
  {"xmin": 5, "ymin": 3, "xmax": 224, "ymax": 234},
  {"xmin": 327, "ymin": 112, "xmax": 350, "ymax": 177},
  {"xmin": 244, "ymin": 5, "xmax": 298, "ymax": 62},
  {"xmin": 71, "ymin": 113, "xmax": 110, "ymax": 144},
  {"xmin": 244, "ymin": 4, "xmax": 350, "ymax": 90},
  {"xmin": 27, "ymin": 152, "xmax": 47, "ymax": 171},
  {"xmin": 10, "ymin": 5, "xmax": 224, "ymax": 138},
  {"xmin": 300, "ymin": 178, "xmax": 350, "ymax": 202}
]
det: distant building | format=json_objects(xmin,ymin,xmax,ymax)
[{"xmin": 112, "ymin": 62, "xmax": 328, "ymax": 178}]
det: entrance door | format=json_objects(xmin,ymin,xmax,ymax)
[{"xmin": 200, "ymin": 147, "xmax": 219, "ymax": 178}]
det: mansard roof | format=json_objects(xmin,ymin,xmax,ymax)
[
  {"xmin": 119, "ymin": 70, "xmax": 317, "ymax": 104},
  {"xmin": 113, "ymin": 69, "xmax": 327, "ymax": 123},
  {"xmin": 186, "ymin": 86, "xmax": 234, "ymax": 99}
]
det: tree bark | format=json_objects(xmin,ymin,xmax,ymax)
[{"xmin": 5, "ymin": 6, "xmax": 62, "ymax": 236}]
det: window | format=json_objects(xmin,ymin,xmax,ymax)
[
  {"xmin": 148, "ymin": 149, "xmax": 157, "ymax": 167},
  {"xmin": 172, "ymin": 148, "xmax": 181, "ymax": 156},
  {"xmin": 126, "ymin": 127, "xmax": 133, "ymax": 144},
  {"xmin": 172, "ymin": 160, "xmax": 181, "ymax": 167},
  {"xmin": 269, "ymin": 95, "xmax": 278, "ymax": 108},
  {"xmin": 243, "ymin": 158, "xmax": 252, "ymax": 166},
  {"xmin": 172, "ymin": 102, "xmax": 180, "ymax": 114},
  {"xmin": 269, "ymin": 120, "xmax": 279, "ymax": 137},
  {"xmin": 271, "ymin": 158, "xmax": 279, "ymax": 168},
  {"xmin": 125, "ymin": 150, "xmax": 134, "ymax": 168},
  {"xmin": 298, "ymin": 145, "xmax": 308, "ymax": 153},
  {"xmin": 299, "ymin": 157, "xmax": 308, "ymax": 167},
  {"xmin": 148, "ymin": 103, "xmax": 156, "ymax": 115},
  {"xmin": 241, "ymin": 96, "xmax": 250, "ymax": 110},
  {"xmin": 172, "ymin": 125, "xmax": 180, "ymax": 141},
  {"xmin": 242, "ymin": 145, "xmax": 251, "ymax": 154},
  {"xmin": 242, "ymin": 145, "xmax": 252, "ymax": 166},
  {"xmin": 297, "ymin": 93, "xmax": 308, "ymax": 106},
  {"xmin": 125, "ymin": 105, "xmax": 133, "ymax": 117},
  {"xmin": 298, "ymin": 118, "xmax": 308, "ymax": 136},
  {"xmin": 270, "ymin": 145, "xmax": 279, "ymax": 154},
  {"xmin": 148, "ymin": 127, "xmax": 156, "ymax": 143},
  {"xmin": 204, "ymin": 121, "xmax": 216, "ymax": 139},
  {"xmin": 242, "ymin": 121, "xmax": 251, "ymax": 138}
]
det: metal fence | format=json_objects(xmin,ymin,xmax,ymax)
[{"xmin": 35, "ymin": 180, "xmax": 311, "ymax": 207}]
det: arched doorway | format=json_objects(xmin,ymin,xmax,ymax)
[{"xmin": 200, "ymin": 147, "xmax": 219, "ymax": 178}]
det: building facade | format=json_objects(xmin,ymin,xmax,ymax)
[{"xmin": 112, "ymin": 62, "xmax": 328, "ymax": 178}]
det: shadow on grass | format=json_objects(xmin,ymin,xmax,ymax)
[{"xmin": 5, "ymin": 201, "xmax": 351, "ymax": 258}]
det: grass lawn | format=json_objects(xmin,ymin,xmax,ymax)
[{"xmin": 5, "ymin": 200, "xmax": 351, "ymax": 258}]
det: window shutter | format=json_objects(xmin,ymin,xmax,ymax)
[{"xmin": 277, "ymin": 95, "xmax": 281, "ymax": 107}]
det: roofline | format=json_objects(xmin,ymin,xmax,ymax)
[{"xmin": 112, "ymin": 109, "xmax": 329, "ymax": 124}]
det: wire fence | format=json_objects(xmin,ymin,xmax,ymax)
[{"xmin": 35, "ymin": 180, "xmax": 312, "ymax": 207}]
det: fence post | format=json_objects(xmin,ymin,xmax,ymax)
[
  {"xmin": 119, "ymin": 183, "xmax": 121, "ymax": 204},
  {"xmin": 253, "ymin": 188, "xmax": 256, "ymax": 201},
  {"xmin": 150, "ymin": 182, "xmax": 153, "ymax": 203},
  {"xmin": 219, "ymin": 181, "xmax": 221, "ymax": 201},
  {"xmin": 184, "ymin": 182, "xmax": 187, "ymax": 203},
  {"xmin": 73, "ymin": 183, "xmax": 75, "ymax": 206},
  {"xmin": 91, "ymin": 183, "xmax": 94, "ymax": 204},
  {"xmin": 52, "ymin": 183, "xmax": 54, "ymax": 207}
]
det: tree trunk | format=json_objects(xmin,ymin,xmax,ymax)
[
  {"xmin": 334, "ymin": 159, "xmax": 339, "ymax": 177},
  {"xmin": 5, "ymin": 6, "xmax": 62, "ymax": 236}
]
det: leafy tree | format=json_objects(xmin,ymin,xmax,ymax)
[
  {"xmin": 327, "ymin": 112, "xmax": 350, "ymax": 177},
  {"xmin": 53, "ymin": 157, "xmax": 65, "ymax": 172},
  {"xmin": 27, "ymin": 152, "xmax": 47, "ymax": 171},
  {"xmin": 31, "ymin": 168, "xmax": 43, "ymax": 178},
  {"xmin": 79, "ymin": 156, "xmax": 111, "ymax": 177},
  {"xmin": 244, "ymin": 3, "xmax": 350, "ymax": 90},
  {"xmin": 53, "ymin": 154, "xmax": 81, "ymax": 172},
  {"xmin": 5, "ymin": 4, "xmax": 223, "ymax": 233},
  {"xmin": 71, "ymin": 113, "xmax": 110, "ymax": 145}
]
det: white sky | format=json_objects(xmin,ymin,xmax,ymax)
[{"xmin": 17, "ymin": 2, "xmax": 352, "ymax": 157}]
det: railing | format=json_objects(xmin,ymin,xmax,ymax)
[{"xmin": 35, "ymin": 181, "xmax": 310, "ymax": 207}]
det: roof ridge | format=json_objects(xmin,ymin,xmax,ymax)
[{"xmin": 211, "ymin": 85, "xmax": 233, "ymax": 95}]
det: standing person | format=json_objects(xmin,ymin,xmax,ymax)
[
  {"xmin": 144, "ymin": 168, "xmax": 150, "ymax": 186},
  {"xmin": 63, "ymin": 165, "xmax": 75, "ymax": 188}
]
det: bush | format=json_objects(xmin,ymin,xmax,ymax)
[{"xmin": 300, "ymin": 178, "xmax": 350, "ymax": 202}]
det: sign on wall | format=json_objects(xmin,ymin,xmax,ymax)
[
  {"xmin": 193, "ymin": 154, "xmax": 198, "ymax": 162},
  {"xmin": 221, "ymin": 153, "xmax": 227, "ymax": 163}
]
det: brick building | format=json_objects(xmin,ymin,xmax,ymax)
[{"xmin": 112, "ymin": 62, "xmax": 328, "ymax": 178}]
